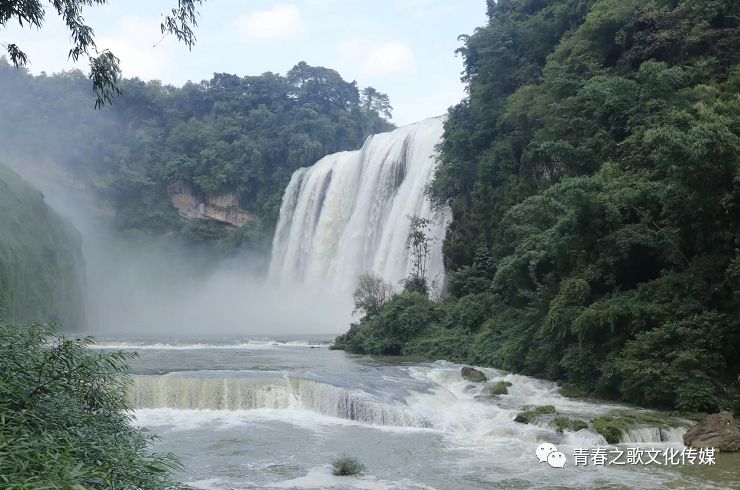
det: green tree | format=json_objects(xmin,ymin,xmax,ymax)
[
  {"xmin": 361, "ymin": 87, "xmax": 393, "ymax": 120},
  {"xmin": 352, "ymin": 272, "xmax": 394, "ymax": 321},
  {"xmin": 405, "ymin": 216, "xmax": 433, "ymax": 294},
  {"xmin": 0, "ymin": 324, "xmax": 182, "ymax": 488}
]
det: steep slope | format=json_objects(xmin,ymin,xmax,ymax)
[
  {"xmin": 0, "ymin": 165, "xmax": 84, "ymax": 327},
  {"xmin": 336, "ymin": 0, "xmax": 740, "ymax": 413}
]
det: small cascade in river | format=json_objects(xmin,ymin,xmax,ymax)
[
  {"xmin": 269, "ymin": 117, "xmax": 450, "ymax": 294},
  {"xmin": 130, "ymin": 364, "xmax": 688, "ymax": 445},
  {"xmin": 130, "ymin": 375, "xmax": 432, "ymax": 429}
]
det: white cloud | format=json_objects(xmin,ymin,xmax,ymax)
[
  {"xmin": 236, "ymin": 4, "xmax": 306, "ymax": 41},
  {"xmin": 360, "ymin": 41, "xmax": 416, "ymax": 77},
  {"xmin": 307, "ymin": 0, "xmax": 353, "ymax": 9},
  {"xmin": 97, "ymin": 17, "xmax": 170, "ymax": 81},
  {"xmin": 307, "ymin": 0, "xmax": 334, "ymax": 8},
  {"xmin": 338, "ymin": 39, "xmax": 416, "ymax": 77}
]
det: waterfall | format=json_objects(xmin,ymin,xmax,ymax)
[
  {"xmin": 269, "ymin": 117, "xmax": 450, "ymax": 293},
  {"xmin": 130, "ymin": 375, "xmax": 431, "ymax": 428}
]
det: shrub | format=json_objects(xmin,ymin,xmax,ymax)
[
  {"xmin": 0, "ymin": 323, "xmax": 182, "ymax": 488},
  {"xmin": 331, "ymin": 455, "xmax": 366, "ymax": 476},
  {"xmin": 558, "ymin": 383, "xmax": 589, "ymax": 399}
]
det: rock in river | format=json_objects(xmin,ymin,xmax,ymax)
[
  {"xmin": 461, "ymin": 366, "xmax": 488, "ymax": 383},
  {"xmin": 683, "ymin": 411, "xmax": 740, "ymax": 452}
]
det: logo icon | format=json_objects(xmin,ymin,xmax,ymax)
[
  {"xmin": 536, "ymin": 442, "xmax": 566, "ymax": 468},
  {"xmin": 536, "ymin": 442, "xmax": 557, "ymax": 463},
  {"xmin": 547, "ymin": 451, "xmax": 566, "ymax": 468}
]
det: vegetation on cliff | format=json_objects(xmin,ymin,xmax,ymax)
[
  {"xmin": 336, "ymin": 0, "xmax": 740, "ymax": 414},
  {"xmin": 0, "ymin": 165, "xmax": 84, "ymax": 327},
  {"xmin": 0, "ymin": 59, "xmax": 393, "ymax": 247}
]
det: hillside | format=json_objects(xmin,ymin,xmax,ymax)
[
  {"xmin": 0, "ymin": 60, "xmax": 393, "ymax": 249},
  {"xmin": 336, "ymin": 0, "xmax": 740, "ymax": 414},
  {"xmin": 0, "ymin": 165, "xmax": 84, "ymax": 327}
]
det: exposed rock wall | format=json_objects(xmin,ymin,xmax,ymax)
[{"xmin": 169, "ymin": 183, "xmax": 252, "ymax": 227}]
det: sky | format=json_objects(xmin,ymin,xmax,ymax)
[{"xmin": 2, "ymin": 1, "xmax": 488, "ymax": 125}]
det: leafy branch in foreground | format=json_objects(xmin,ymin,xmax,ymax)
[
  {"xmin": 0, "ymin": 323, "xmax": 183, "ymax": 489},
  {"xmin": 0, "ymin": 0, "xmax": 205, "ymax": 108}
]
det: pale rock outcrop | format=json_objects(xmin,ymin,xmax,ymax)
[{"xmin": 169, "ymin": 183, "xmax": 252, "ymax": 227}]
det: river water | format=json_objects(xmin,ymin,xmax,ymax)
[{"xmin": 90, "ymin": 336, "xmax": 739, "ymax": 489}]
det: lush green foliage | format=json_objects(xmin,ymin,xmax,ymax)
[
  {"xmin": 330, "ymin": 455, "xmax": 366, "ymax": 476},
  {"xmin": 1, "ymin": 0, "xmax": 203, "ymax": 108},
  {"xmin": 0, "ymin": 165, "xmax": 83, "ymax": 327},
  {"xmin": 337, "ymin": 0, "xmax": 740, "ymax": 413},
  {"xmin": 0, "ymin": 324, "xmax": 182, "ymax": 488},
  {"xmin": 0, "ymin": 59, "xmax": 393, "ymax": 244}
]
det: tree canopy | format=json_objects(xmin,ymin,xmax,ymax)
[{"xmin": 0, "ymin": 59, "xmax": 394, "ymax": 246}]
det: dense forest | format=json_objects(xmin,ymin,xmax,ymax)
[
  {"xmin": 0, "ymin": 59, "xmax": 393, "ymax": 247},
  {"xmin": 336, "ymin": 0, "xmax": 740, "ymax": 414}
]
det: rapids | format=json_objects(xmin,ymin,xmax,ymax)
[{"xmin": 98, "ymin": 337, "xmax": 740, "ymax": 489}]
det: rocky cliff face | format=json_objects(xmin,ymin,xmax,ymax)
[
  {"xmin": 169, "ymin": 183, "xmax": 253, "ymax": 228},
  {"xmin": 0, "ymin": 164, "xmax": 84, "ymax": 327}
]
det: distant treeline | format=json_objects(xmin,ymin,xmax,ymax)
[
  {"xmin": 0, "ymin": 59, "xmax": 393, "ymax": 247},
  {"xmin": 337, "ymin": 0, "xmax": 740, "ymax": 414}
]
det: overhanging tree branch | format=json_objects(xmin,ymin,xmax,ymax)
[{"xmin": 0, "ymin": 0, "xmax": 205, "ymax": 108}]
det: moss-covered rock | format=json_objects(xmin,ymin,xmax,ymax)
[
  {"xmin": 553, "ymin": 415, "xmax": 588, "ymax": 433},
  {"xmin": 591, "ymin": 411, "xmax": 676, "ymax": 444},
  {"xmin": 514, "ymin": 405, "xmax": 556, "ymax": 424},
  {"xmin": 0, "ymin": 165, "xmax": 84, "ymax": 326},
  {"xmin": 487, "ymin": 380, "xmax": 513, "ymax": 395}
]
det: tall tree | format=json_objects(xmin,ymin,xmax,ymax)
[{"xmin": 361, "ymin": 87, "xmax": 393, "ymax": 120}]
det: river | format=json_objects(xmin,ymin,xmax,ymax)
[{"xmin": 90, "ymin": 336, "xmax": 739, "ymax": 489}]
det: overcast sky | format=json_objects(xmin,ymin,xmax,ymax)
[{"xmin": 3, "ymin": 0, "xmax": 488, "ymax": 125}]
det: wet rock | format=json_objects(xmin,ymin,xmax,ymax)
[
  {"xmin": 487, "ymin": 380, "xmax": 512, "ymax": 396},
  {"xmin": 461, "ymin": 366, "xmax": 487, "ymax": 382},
  {"xmin": 683, "ymin": 411, "xmax": 740, "ymax": 452}
]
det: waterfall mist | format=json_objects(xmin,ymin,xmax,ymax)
[{"xmin": 2, "ymin": 159, "xmax": 351, "ymax": 336}]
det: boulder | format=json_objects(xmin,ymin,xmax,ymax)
[
  {"xmin": 683, "ymin": 411, "xmax": 740, "ymax": 452},
  {"xmin": 461, "ymin": 366, "xmax": 487, "ymax": 383}
]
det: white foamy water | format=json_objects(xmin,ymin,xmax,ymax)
[
  {"xmin": 269, "ymin": 117, "xmax": 450, "ymax": 294},
  {"xmin": 89, "ymin": 340, "xmax": 325, "ymax": 350},
  {"xmin": 118, "ymin": 340, "xmax": 734, "ymax": 489},
  {"xmin": 128, "ymin": 362, "xmax": 688, "ymax": 446},
  {"xmin": 131, "ymin": 374, "xmax": 430, "ymax": 428}
]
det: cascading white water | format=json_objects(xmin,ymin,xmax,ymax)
[
  {"xmin": 130, "ymin": 367, "xmax": 689, "ymax": 445},
  {"xmin": 269, "ymin": 117, "xmax": 450, "ymax": 293},
  {"xmin": 131, "ymin": 375, "xmax": 431, "ymax": 428}
]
